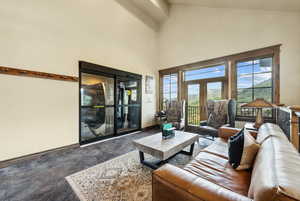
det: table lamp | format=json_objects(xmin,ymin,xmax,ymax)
[{"xmin": 241, "ymin": 98, "xmax": 274, "ymax": 129}]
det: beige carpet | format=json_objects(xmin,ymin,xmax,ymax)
[{"xmin": 66, "ymin": 139, "xmax": 211, "ymax": 201}]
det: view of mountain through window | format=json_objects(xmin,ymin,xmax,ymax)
[
  {"xmin": 207, "ymin": 82, "xmax": 222, "ymax": 101},
  {"xmin": 236, "ymin": 57, "xmax": 273, "ymax": 118},
  {"xmin": 184, "ymin": 65, "xmax": 226, "ymax": 126}
]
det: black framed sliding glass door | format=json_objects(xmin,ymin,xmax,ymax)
[
  {"xmin": 116, "ymin": 77, "xmax": 141, "ymax": 134},
  {"xmin": 80, "ymin": 73, "xmax": 115, "ymax": 143},
  {"xmin": 79, "ymin": 61, "xmax": 142, "ymax": 145}
]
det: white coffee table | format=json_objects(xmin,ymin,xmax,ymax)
[{"xmin": 132, "ymin": 131, "xmax": 199, "ymax": 169}]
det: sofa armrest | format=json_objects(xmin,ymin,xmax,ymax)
[
  {"xmin": 218, "ymin": 126, "xmax": 258, "ymax": 139},
  {"xmin": 218, "ymin": 126, "xmax": 241, "ymax": 139},
  {"xmin": 153, "ymin": 164, "xmax": 253, "ymax": 201}
]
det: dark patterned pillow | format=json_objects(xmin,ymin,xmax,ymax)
[{"xmin": 228, "ymin": 128, "xmax": 260, "ymax": 170}]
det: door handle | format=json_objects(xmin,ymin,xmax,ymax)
[
  {"xmin": 93, "ymin": 105, "xmax": 105, "ymax": 108},
  {"xmin": 200, "ymin": 106, "xmax": 206, "ymax": 113}
]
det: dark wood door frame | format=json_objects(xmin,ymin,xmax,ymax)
[{"xmin": 184, "ymin": 78, "xmax": 226, "ymax": 129}]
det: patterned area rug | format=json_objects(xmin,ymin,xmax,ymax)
[{"xmin": 66, "ymin": 139, "xmax": 211, "ymax": 201}]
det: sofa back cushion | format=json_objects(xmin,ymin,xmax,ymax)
[{"xmin": 248, "ymin": 123, "xmax": 300, "ymax": 201}]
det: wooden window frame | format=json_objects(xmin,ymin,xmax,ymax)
[
  {"xmin": 159, "ymin": 44, "xmax": 281, "ymax": 122},
  {"xmin": 230, "ymin": 46, "xmax": 280, "ymax": 122},
  {"xmin": 159, "ymin": 71, "xmax": 179, "ymax": 110},
  {"xmin": 159, "ymin": 60, "xmax": 229, "ymax": 110},
  {"xmin": 235, "ymin": 56, "xmax": 274, "ymax": 121}
]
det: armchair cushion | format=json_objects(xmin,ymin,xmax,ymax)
[
  {"xmin": 199, "ymin": 120, "xmax": 207, "ymax": 126},
  {"xmin": 207, "ymin": 100, "xmax": 229, "ymax": 128},
  {"xmin": 198, "ymin": 126, "xmax": 218, "ymax": 137},
  {"xmin": 197, "ymin": 99, "xmax": 236, "ymax": 138},
  {"xmin": 166, "ymin": 100, "xmax": 185, "ymax": 130}
]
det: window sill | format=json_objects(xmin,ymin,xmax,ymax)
[{"xmin": 235, "ymin": 116, "xmax": 275, "ymax": 123}]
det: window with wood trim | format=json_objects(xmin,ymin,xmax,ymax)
[
  {"xmin": 236, "ymin": 57, "xmax": 274, "ymax": 118},
  {"xmin": 161, "ymin": 73, "xmax": 178, "ymax": 110},
  {"xmin": 184, "ymin": 64, "xmax": 226, "ymax": 81},
  {"xmin": 158, "ymin": 45, "xmax": 280, "ymax": 122}
]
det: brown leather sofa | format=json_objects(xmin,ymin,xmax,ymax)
[{"xmin": 152, "ymin": 123, "xmax": 300, "ymax": 201}]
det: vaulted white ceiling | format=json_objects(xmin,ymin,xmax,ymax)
[
  {"xmin": 115, "ymin": 0, "xmax": 169, "ymax": 31},
  {"xmin": 168, "ymin": 0, "xmax": 300, "ymax": 12},
  {"xmin": 116, "ymin": 0, "xmax": 300, "ymax": 31}
]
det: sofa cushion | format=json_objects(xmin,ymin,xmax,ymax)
[
  {"xmin": 201, "ymin": 138, "xmax": 228, "ymax": 158},
  {"xmin": 248, "ymin": 123, "xmax": 300, "ymax": 201},
  {"xmin": 184, "ymin": 148, "xmax": 251, "ymax": 196},
  {"xmin": 153, "ymin": 164, "xmax": 252, "ymax": 201}
]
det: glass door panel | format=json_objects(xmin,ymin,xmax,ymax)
[
  {"xmin": 116, "ymin": 78, "xmax": 141, "ymax": 133},
  {"xmin": 207, "ymin": 82, "xmax": 222, "ymax": 101},
  {"xmin": 185, "ymin": 81, "xmax": 225, "ymax": 127},
  {"xmin": 187, "ymin": 84, "xmax": 201, "ymax": 126},
  {"xmin": 80, "ymin": 73, "xmax": 114, "ymax": 143}
]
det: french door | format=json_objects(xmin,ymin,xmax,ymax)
[{"xmin": 185, "ymin": 80, "xmax": 225, "ymax": 129}]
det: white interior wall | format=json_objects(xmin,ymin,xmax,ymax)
[
  {"xmin": 0, "ymin": 0, "xmax": 158, "ymax": 161},
  {"xmin": 1, "ymin": 1, "xmax": 300, "ymax": 161},
  {"xmin": 159, "ymin": 5, "xmax": 300, "ymax": 105}
]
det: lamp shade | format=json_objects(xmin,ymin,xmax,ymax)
[{"xmin": 241, "ymin": 98, "xmax": 274, "ymax": 108}]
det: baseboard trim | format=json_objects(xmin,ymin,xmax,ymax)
[
  {"xmin": 0, "ymin": 143, "xmax": 79, "ymax": 169},
  {"xmin": 80, "ymin": 131, "xmax": 142, "ymax": 148},
  {"xmin": 0, "ymin": 126, "xmax": 159, "ymax": 169},
  {"xmin": 141, "ymin": 124, "xmax": 159, "ymax": 131}
]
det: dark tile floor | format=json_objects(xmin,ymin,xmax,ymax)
[{"xmin": 0, "ymin": 129, "xmax": 160, "ymax": 201}]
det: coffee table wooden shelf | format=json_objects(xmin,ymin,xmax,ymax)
[{"xmin": 133, "ymin": 131, "xmax": 199, "ymax": 169}]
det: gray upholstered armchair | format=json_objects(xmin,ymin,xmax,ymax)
[
  {"xmin": 197, "ymin": 99, "xmax": 236, "ymax": 139},
  {"xmin": 165, "ymin": 100, "xmax": 185, "ymax": 130}
]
